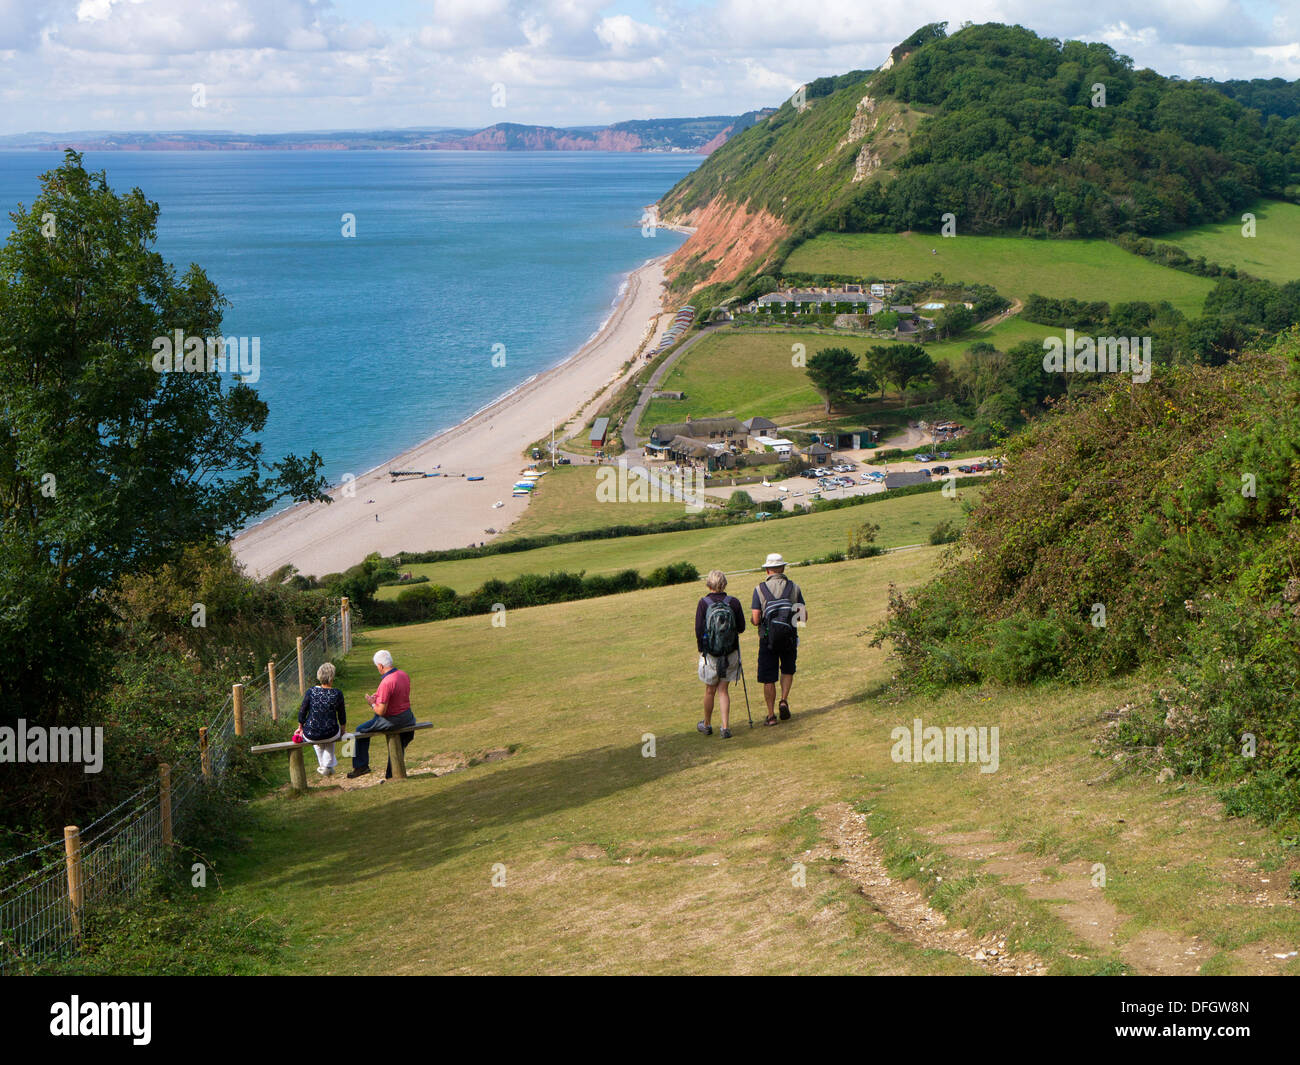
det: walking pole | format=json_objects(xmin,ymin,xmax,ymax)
[{"xmin": 738, "ymin": 649, "xmax": 753, "ymax": 729}]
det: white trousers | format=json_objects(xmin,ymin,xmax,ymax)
[{"xmin": 309, "ymin": 728, "xmax": 343, "ymax": 770}]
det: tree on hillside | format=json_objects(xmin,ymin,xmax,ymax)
[
  {"xmin": 934, "ymin": 303, "xmax": 974, "ymax": 339},
  {"xmin": 865, "ymin": 346, "xmax": 896, "ymax": 400},
  {"xmin": 0, "ymin": 152, "xmax": 330, "ymax": 724},
  {"xmin": 886, "ymin": 344, "xmax": 937, "ymax": 395},
  {"xmin": 806, "ymin": 347, "xmax": 876, "ymax": 413}
]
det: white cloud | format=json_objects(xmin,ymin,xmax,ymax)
[
  {"xmin": 595, "ymin": 15, "xmax": 665, "ymax": 55},
  {"xmin": 0, "ymin": 1, "xmax": 1294, "ymax": 134}
]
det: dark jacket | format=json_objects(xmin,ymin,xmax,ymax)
[
  {"xmin": 297, "ymin": 685, "xmax": 346, "ymax": 742},
  {"xmin": 695, "ymin": 591, "xmax": 746, "ymax": 654}
]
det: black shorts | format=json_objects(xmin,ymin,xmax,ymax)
[{"xmin": 756, "ymin": 636, "xmax": 797, "ymax": 683}]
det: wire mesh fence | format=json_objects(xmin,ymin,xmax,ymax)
[{"xmin": 0, "ymin": 601, "xmax": 353, "ymax": 974}]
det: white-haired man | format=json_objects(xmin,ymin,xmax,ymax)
[
  {"xmin": 347, "ymin": 649, "xmax": 417, "ymax": 779},
  {"xmin": 751, "ymin": 553, "xmax": 807, "ymax": 726}
]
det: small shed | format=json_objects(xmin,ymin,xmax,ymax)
[{"xmin": 590, "ymin": 417, "xmax": 610, "ymax": 448}]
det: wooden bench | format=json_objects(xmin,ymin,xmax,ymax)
[{"xmin": 251, "ymin": 722, "xmax": 434, "ymax": 793}]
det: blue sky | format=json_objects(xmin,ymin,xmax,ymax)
[{"xmin": 0, "ymin": 1, "xmax": 1295, "ymax": 134}]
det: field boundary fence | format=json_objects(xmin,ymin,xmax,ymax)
[{"xmin": 0, "ymin": 598, "xmax": 353, "ymax": 973}]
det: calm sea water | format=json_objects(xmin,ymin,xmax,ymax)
[{"xmin": 0, "ymin": 150, "xmax": 695, "ymax": 499}]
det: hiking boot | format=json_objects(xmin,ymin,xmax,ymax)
[
  {"xmin": 696, "ymin": 721, "xmax": 713, "ymax": 736},
  {"xmin": 779, "ymin": 699, "xmax": 791, "ymax": 720},
  {"xmin": 346, "ymin": 767, "xmax": 370, "ymax": 779},
  {"xmin": 721, "ymin": 728, "xmax": 733, "ymax": 739}
]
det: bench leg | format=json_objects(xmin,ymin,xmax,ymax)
[
  {"xmin": 288, "ymin": 747, "xmax": 308, "ymax": 794},
  {"xmin": 386, "ymin": 733, "xmax": 408, "ymax": 779}
]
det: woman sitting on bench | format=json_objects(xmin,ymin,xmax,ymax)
[{"xmin": 298, "ymin": 663, "xmax": 347, "ymax": 776}]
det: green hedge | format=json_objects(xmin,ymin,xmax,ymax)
[{"xmin": 363, "ymin": 562, "xmax": 700, "ymax": 626}]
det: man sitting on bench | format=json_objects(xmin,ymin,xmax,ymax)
[{"xmin": 347, "ymin": 649, "xmax": 417, "ymax": 779}]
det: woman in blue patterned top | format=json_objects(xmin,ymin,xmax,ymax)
[{"xmin": 298, "ymin": 663, "xmax": 346, "ymax": 776}]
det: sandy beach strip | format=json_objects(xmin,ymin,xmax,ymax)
[{"xmin": 233, "ymin": 256, "xmax": 672, "ymax": 579}]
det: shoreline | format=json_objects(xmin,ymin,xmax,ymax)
[{"xmin": 233, "ymin": 254, "xmax": 673, "ymax": 578}]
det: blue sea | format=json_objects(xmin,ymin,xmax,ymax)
[{"xmin": 0, "ymin": 150, "xmax": 696, "ymax": 500}]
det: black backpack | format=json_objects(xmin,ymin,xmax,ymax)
[
  {"xmin": 758, "ymin": 580, "xmax": 799, "ymax": 653},
  {"xmin": 703, "ymin": 598, "xmax": 739, "ymax": 658}
]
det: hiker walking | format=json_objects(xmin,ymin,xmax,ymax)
[
  {"xmin": 347, "ymin": 649, "xmax": 417, "ymax": 779},
  {"xmin": 751, "ymin": 553, "xmax": 807, "ymax": 726},
  {"xmin": 695, "ymin": 569, "xmax": 746, "ymax": 739}
]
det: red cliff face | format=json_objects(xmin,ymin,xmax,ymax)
[
  {"xmin": 665, "ymin": 195, "xmax": 789, "ymax": 291},
  {"xmin": 432, "ymin": 127, "xmax": 646, "ymax": 151},
  {"xmin": 696, "ymin": 126, "xmax": 733, "ymax": 155}
]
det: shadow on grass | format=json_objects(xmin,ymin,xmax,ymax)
[{"xmin": 247, "ymin": 690, "xmax": 875, "ymax": 894}]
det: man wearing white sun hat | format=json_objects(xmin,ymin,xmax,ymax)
[{"xmin": 751, "ymin": 553, "xmax": 808, "ymax": 727}]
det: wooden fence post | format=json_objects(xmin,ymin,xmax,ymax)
[
  {"xmin": 321, "ymin": 616, "xmax": 328, "ymax": 658},
  {"xmin": 199, "ymin": 726, "xmax": 212, "ymax": 782},
  {"xmin": 296, "ymin": 637, "xmax": 306, "ymax": 696},
  {"xmin": 341, "ymin": 598, "xmax": 350, "ymax": 652},
  {"xmin": 159, "ymin": 764, "xmax": 173, "ymax": 847},
  {"xmin": 64, "ymin": 826, "xmax": 83, "ymax": 940},
  {"xmin": 233, "ymin": 682, "xmax": 245, "ymax": 737},
  {"xmin": 268, "ymin": 659, "xmax": 278, "ymax": 721}
]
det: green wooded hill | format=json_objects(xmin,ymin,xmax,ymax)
[{"xmin": 660, "ymin": 22, "xmax": 1300, "ymax": 247}]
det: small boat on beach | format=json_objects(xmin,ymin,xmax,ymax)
[{"xmin": 467, "ymin": 476, "xmax": 484, "ymax": 482}]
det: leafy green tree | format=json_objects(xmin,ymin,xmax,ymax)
[
  {"xmin": 865, "ymin": 345, "xmax": 897, "ymax": 399},
  {"xmin": 0, "ymin": 152, "xmax": 329, "ymax": 721},
  {"xmin": 806, "ymin": 347, "xmax": 875, "ymax": 413},
  {"xmin": 886, "ymin": 344, "xmax": 937, "ymax": 394},
  {"xmin": 934, "ymin": 303, "xmax": 974, "ymax": 339}
]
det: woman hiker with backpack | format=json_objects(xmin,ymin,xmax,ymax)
[
  {"xmin": 695, "ymin": 569, "xmax": 747, "ymax": 739},
  {"xmin": 752, "ymin": 553, "xmax": 807, "ymax": 727}
]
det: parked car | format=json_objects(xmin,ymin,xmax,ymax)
[
  {"xmin": 931, "ymin": 465, "xmax": 949, "ymax": 476},
  {"xmin": 556, "ymin": 457, "xmax": 572, "ymax": 465},
  {"xmin": 915, "ymin": 453, "xmax": 933, "ymax": 462},
  {"xmin": 957, "ymin": 465, "xmax": 973, "ymax": 473},
  {"xmin": 936, "ymin": 451, "xmax": 952, "ymax": 459}
]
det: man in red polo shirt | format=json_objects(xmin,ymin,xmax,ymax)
[{"xmin": 347, "ymin": 649, "xmax": 417, "ymax": 778}]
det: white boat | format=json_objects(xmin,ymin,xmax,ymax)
[{"xmin": 492, "ymin": 501, "xmax": 504, "ymax": 509}]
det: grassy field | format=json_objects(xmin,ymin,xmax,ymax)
[
  {"xmin": 376, "ymin": 487, "xmax": 976, "ymax": 597},
  {"xmin": 784, "ymin": 231, "xmax": 1216, "ymax": 317},
  {"xmin": 500, "ymin": 465, "xmax": 685, "ymax": 540},
  {"xmin": 639, "ymin": 319, "xmax": 1056, "ymax": 431},
  {"xmin": 213, "ymin": 546, "xmax": 1300, "ymax": 974},
  {"xmin": 1161, "ymin": 199, "xmax": 1300, "ymax": 285}
]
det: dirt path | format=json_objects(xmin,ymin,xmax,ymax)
[
  {"xmin": 812, "ymin": 803, "xmax": 1046, "ymax": 975},
  {"xmin": 928, "ymin": 827, "xmax": 1297, "ymax": 975}
]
